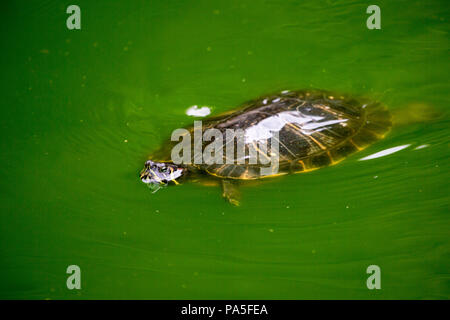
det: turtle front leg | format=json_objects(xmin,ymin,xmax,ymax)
[{"xmin": 221, "ymin": 180, "xmax": 241, "ymax": 206}]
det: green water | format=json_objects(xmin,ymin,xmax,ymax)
[{"xmin": 1, "ymin": 0, "xmax": 449, "ymax": 299}]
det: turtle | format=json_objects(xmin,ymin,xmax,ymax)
[{"xmin": 140, "ymin": 89, "xmax": 394, "ymax": 206}]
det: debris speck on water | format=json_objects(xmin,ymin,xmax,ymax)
[{"xmin": 186, "ymin": 105, "xmax": 211, "ymax": 117}]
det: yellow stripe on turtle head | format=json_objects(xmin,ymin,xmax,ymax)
[
  {"xmin": 169, "ymin": 167, "xmax": 180, "ymax": 185},
  {"xmin": 149, "ymin": 169, "xmax": 164, "ymax": 184}
]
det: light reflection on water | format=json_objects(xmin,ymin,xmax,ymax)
[{"xmin": 359, "ymin": 144, "xmax": 412, "ymax": 161}]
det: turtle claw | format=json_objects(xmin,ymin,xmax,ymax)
[
  {"xmin": 221, "ymin": 180, "xmax": 241, "ymax": 206},
  {"xmin": 223, "ymin": 192, "xmax": 240, "ymax": 206}
]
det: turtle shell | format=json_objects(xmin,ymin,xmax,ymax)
[{"xmin": 194, "ymin": 89, "xmax": 392, "ymax": 179}]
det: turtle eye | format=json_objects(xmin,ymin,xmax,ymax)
[{"xmin": 160, "ymin": 167, "xmax": 168, "ymax": 173}]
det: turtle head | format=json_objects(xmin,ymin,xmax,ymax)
[{"xmin": 140, "ymin": 160, "xmax": 185, "ymax": 191}]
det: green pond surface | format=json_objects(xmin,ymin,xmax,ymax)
[{"xmin": 1, "ymin": 0, "xmax": 449, "ymax": 299}]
